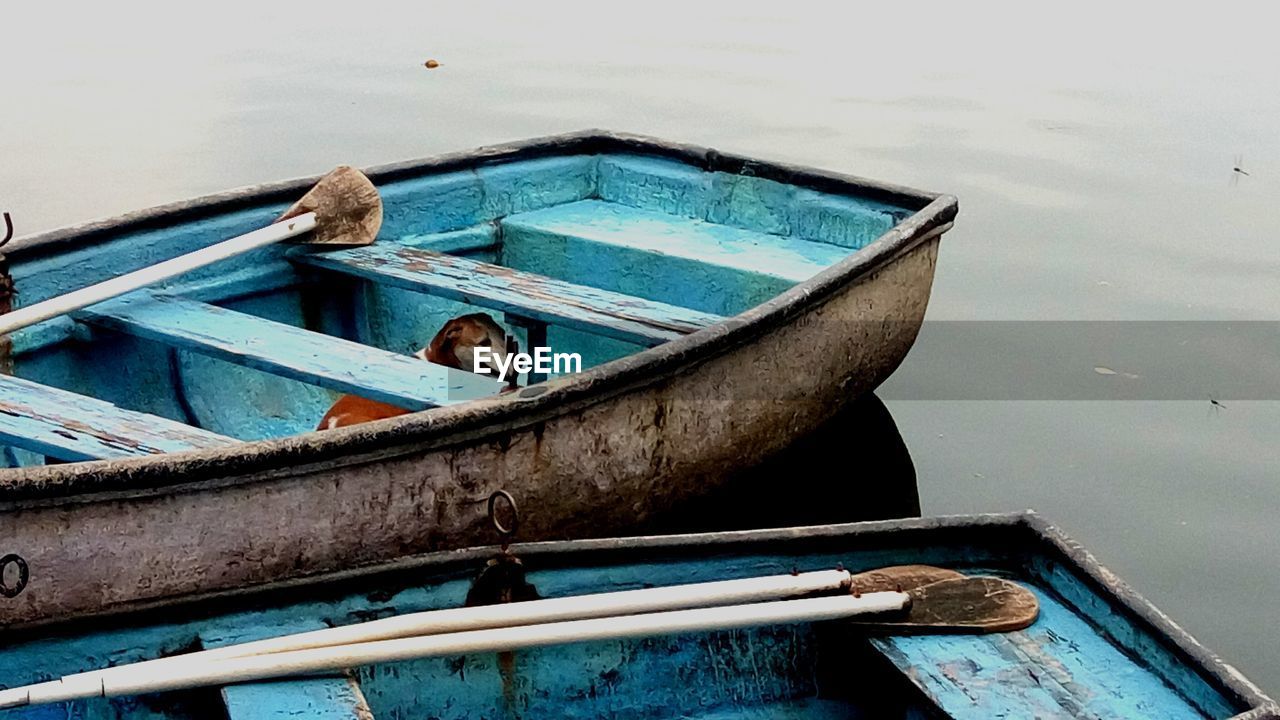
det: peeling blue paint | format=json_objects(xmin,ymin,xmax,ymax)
[
  {"xmin": 873, "ymin": 588, "xmax": 1216, "ymax": 719},
  {"xmin": 294, "ymin": 244, "xmax": 723, "ymax": 347},
  {"xmin": 597, "ymin": 155, "xmax": 713, "ymax": 220},
  {"xmin": 76, "ymin": 292, "xmax": 503, "ymax": 412},
  {"xmin": 208, "ymin": 622, "xmax": 371, "ymax": 720},
  {"xmin": 596, "ymin": 154, "xmax": 903, "ymax": 249},
  {"xmin": 474, "ymin": 156, "xmax": 598, "ymax": 219},
  {"xmin": 0, "ymin": 372, "xmax": 234, "ymax": 461},
  {"xmin": 501, "ymin": 200, "xmax": 841, "ymax": 318},
  {"xmin": 1025, "ymin": 555, "xmax": 1237, "ymax": 718},
  {"xmin": 706, "ymin": 172, "xmax": 794, "ymax": 236},
  {"xmin": 378, "ymin": 169, "xmax": 485, "ymax": 237},
  {"xmin": 0, "ymin": 540, "xmax": 1240, "ymax": 719},
  {"xmin": 790, "ymin": 188, "xmax": 901, "ymax": 250},
  {"xmin": 506, "ymin": 200, "xmax": 847, "ymax": 285},
  {"xmin": 0, "ymin": 151, "xmax": 916, "ymax": 466}
]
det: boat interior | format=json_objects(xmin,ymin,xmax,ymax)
[
  {"xmin": 1, "ymin": 152, "xmax": 917, "ymax": 468},
  {"xmin": 0, "ymin": 516, "xmax": 1257, "ymax": 719}
]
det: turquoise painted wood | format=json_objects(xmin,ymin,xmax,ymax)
[
  {"xmin": 596, "ymin": 154, "xmax": 906, "ymax": 249},
  {"xmin": 0, "ymin": 144, "xmax": 930, "ymax": 468},
  {"xmin": 207, "ymin": 622, "xmax": 372, "ymax": 720},
  {"xmin": 504, "ymin": 200, "xmax": 850, "ymax": 285},
  {"xmin": 499, "ymin": 200, "xmax": 851, "ymax": 318},
  {"xmin": 293, "ymin": 245, "xmax": 725, "ymax": 347},
  {"xmin": 0, "ymin": 373, "xmax": 235, "ymax": 461},
  {"xmin": 375, "ymin": 156, "xmax": 598, "ymax": 238},
  {"xmin": 397, "ymin": 224, "xmax": 499, "ymax": 254},
  {"xmin": 0, "ymin": 519, "xmax": 1258, "ymax": 720},
  {"xmin": 1021, "ymin": 554, "xmax": 1244, "ymax": 718},
  {"xmin": 872, "ymin": 588, "xmax": 1217, "ymax": 719},
  {"xmin": 221, "ymin": 679, "xmax": 369, "ymax": 720},
  {"xmin": 75, "ymin": 291, "xmax": 504, "ymax": 411}
]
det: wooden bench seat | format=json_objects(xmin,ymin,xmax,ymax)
[
  {"xmin": 0, "ymin": 374, "xmax": 235, "ymax": 461},
  {"xmin": 502, "ymin": 199, "xmax": 849, "ymax": 284},
  {"xmin": 867, "ymin": 589, "xmax": 1208, "ymax": 719},
  {"xmin": 292, "ymin": 245, "xmax": 724, "ymax": 347},
  {"xmin": 206, "ymin": 622, "xmax": 374, "ymax": 720},
  {"xmin": 76, "ymin": 291, "xmax": 503, "ymax": 411}
]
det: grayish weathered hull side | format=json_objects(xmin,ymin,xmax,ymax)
[{"xmin": 0, "ymin": 237, "xmax": 938, "ymax": 625}]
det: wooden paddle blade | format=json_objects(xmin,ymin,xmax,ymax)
[
  {"xmin": 279, "ymin": 165, "xmax": 382, "ymax": 246},
  {"xmin": 847, "ymin": 576, "xmax": 1039, "ymax": 635},
  {"xmin": 848, "ymin": 565, "xmax": 965, "ymax": 595}
]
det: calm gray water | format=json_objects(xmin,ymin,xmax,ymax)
[{"xmin": 3, "ymin": 1, "xmax": 1277, "ymax": 694}]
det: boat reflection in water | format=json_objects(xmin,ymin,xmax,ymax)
[{"xmin": 646, "ymin": 391, "xmax": 919, "ymax": 534}]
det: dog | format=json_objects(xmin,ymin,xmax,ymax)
[{"xmin": 317, "ymin": 313, "xmax": 514, "ymax": 430}]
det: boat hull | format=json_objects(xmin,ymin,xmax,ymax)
[
  {"xmin": 0, "ymin": 132, "xmax": 953, "ymax": 625},
  {"xmin": 0, "ymin": 513, "xmax": 1272, "ymax": 719}
]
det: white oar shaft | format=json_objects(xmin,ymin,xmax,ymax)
[
  {"xmin": 0, "ymin": 212, "xmax": 317, "ymax": 337},
  {"xmin": 9, "ymin": 592, "xmax": 906, "ymax": 706},
  {"xmin": 71, "ymin": 569, "xmax": 852, "ymax": 684}
]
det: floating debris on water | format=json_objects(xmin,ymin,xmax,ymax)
[
  {"xmin": 424, "ymin": 59, "xmax": 440, "ymax": 69},
  {"xmin": 1231, "ymin": 154, "xmax": 1250, "ymax": 186},
  {"xmin": 1094, "ymin": 366, "xmax": 1141, "ymax": 380}
]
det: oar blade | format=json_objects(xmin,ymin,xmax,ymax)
[
  {"xmin": 848, "ymin": 576, "xmax": 1039, "ymax": 635},
  {"xmin": 279, "ymin": 165, "xmax": 382, "ymax": 246},
  {"xmin": 848, "ymin": 565, "xmax": 965, "ymax": 595}
]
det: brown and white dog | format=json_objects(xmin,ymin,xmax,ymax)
[{"xmin": 317, "ymin": 313, "xmax": 514, "ymax": 430}]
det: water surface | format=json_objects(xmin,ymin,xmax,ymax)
[{"xmin": 3, "ymin": 0, "xmax": 1277, "ymax": 694}]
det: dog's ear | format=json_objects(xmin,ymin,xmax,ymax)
[{"xmin": 425, "ymin": 320, "xmax": 463, "ymax": 365}]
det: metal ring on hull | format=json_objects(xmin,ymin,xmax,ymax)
[
  {"xmin": 487, "ymin": 490, "xmax": 519, "ymax": 541},
  {"xmin": 0, "ymin": 553, "xmax": 28, "ymax": 598}
]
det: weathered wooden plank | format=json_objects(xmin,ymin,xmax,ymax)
[
  {"xmin": 208, "ymin": 622, "xmax": 373, "ymax": 720},
  {"xmin": 0, "ymin": 373, "xmax": 235, "ymax": 461},
  {"xmin": 222, "ymin": 678, "xmax": 372, "ymax": 720},
  {"xmin": 595, "ymin": 155, "xmax": 905, "ymax": 249},
  {"xmin": 1027, "ymin": 554, "xmax": 1238, "ymax": 719},
  {"xmin": 76, "ymin": 292, "xmax": 503, "ymax": 411},
  {"xmin": 503, "ymin": 199, "xmax": 849, "ymax": 284},
  {"xmin": 397, "ymin": 225, "xmax": 498, "ymax": 254},
  {"xmin": 869, "ymin": 586, "xmax": 1210, "ymax": 720},
  {"xmin": 375, "ymin": 155, "xmax": 597, "ymax": 236},
  {"xmin": 293, "ymin": 245, "xmax": 724, "ymax": 347}
]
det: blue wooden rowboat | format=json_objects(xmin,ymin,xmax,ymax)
[
  {"xmin": 0, "ymin": 512, "xmax": 1273, "ymax": 719},
  {"xmin": 0, "ymin": 131, "xmax": 955, "ymax": 626}
]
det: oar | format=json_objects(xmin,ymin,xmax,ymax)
[
  {"xmin": 42, "ymin": 569, "xmax": 859, "ymax": 690},
  {"xmin": 1, "ymin": 566, "xmax": 1001, "ymax": 698},
  {"xmin": 0, "ymin": 571, "xmax": 1039, "ymax": 709},
  {"xmin": 0, "ymin": 592, "xmax": 911, "ymax": 707},
  {"xmin": 847, "ymin": 575, "xmax": 1039, "ymax": 634},
  {"xmin": 0, "ymin": 166, "xmax": 382, "ymax": 337},
  {"xmin": 847, "ymin": 564, "xmax": 963, "ymax": 594},
  {"xmin": 45, "ymin": 565, "xmax": 948, "ymax": 687},
  {"xmin": 840, "ymin": 564, "xmax": 1039, "ymax": 632}
]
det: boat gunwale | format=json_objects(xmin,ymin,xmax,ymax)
[
  {"xmin": 0, "ymin": 511, "xmax": 1272, "ymax": 716},
  {"xmin": 0, "ymin": 130, "xmax": 958, "ymax": 503},
  {"xmin": 6, "ymin": 130, "xmax": 941, "ymax": 259},
  {"xmin": 1021, "ymin": 512, "xmax": 1276, "ymax": 718}
]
